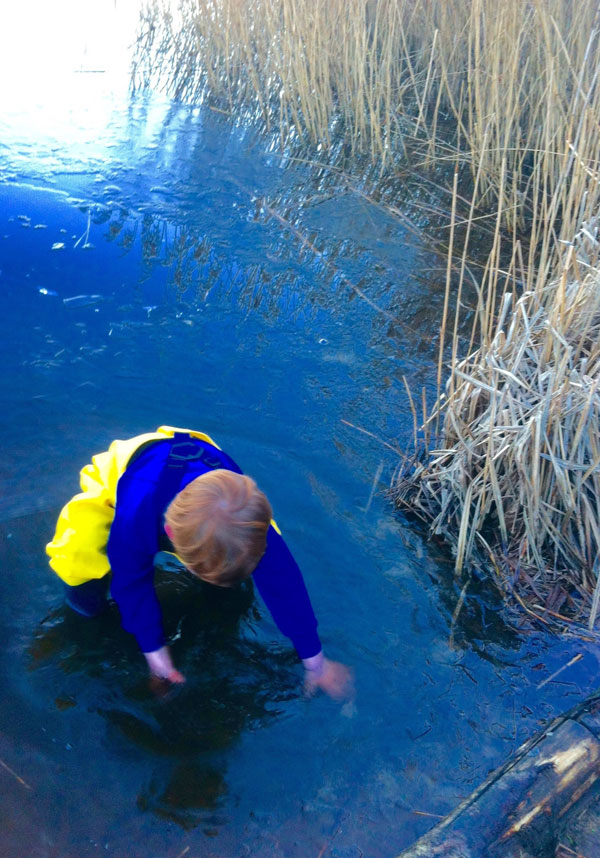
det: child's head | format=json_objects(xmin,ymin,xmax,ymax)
[{"xmin": 164, "ymin": 469, "xmax": 272, "ymax": 587}]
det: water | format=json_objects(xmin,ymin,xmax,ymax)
[{"xmin": 1, "ymin": 7, "xmax": 598, "ymax": 857}]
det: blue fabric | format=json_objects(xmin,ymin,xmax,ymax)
[
  {"xmin": 65, "ymin": 577, "xmax": 110, "ymax": 618},
  {"xmin": 106, "ymin": 436, "xmax": 321, "ymax": 658}
]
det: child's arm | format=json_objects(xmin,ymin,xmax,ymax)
[
  {"xmin": 252, "ymin": 527, "xmax": 353, "ymax": 700},
  {"xmin": 110, "ymin": 563, "xmax": 184, "ymax": 683},
  {"xmin": 107, "ymin": 495, "xmax": 184, "ymax": 682},
  {"xmin": 251, "ymin": 526, "xmax": 321, "ymax": 656}
]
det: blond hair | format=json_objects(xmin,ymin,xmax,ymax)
[{"xmin": 164, "ymin": 469, "xmax": 272, "ymax": 586}]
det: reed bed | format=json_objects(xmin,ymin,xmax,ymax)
[{"xmin": 395, "ymin": 218, "xmax": 600, "ymax": 633}]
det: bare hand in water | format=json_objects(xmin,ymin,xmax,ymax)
[
  {"xmin": 304, "ymin": 656, "xmax": 354, "ymax": 701},
  {"xmin": 144, "ymin": 645, "xmax": 186, "ymax": 684}
]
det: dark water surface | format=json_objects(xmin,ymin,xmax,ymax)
[{"xmin": 1, "ymin": 36, "xmax": 598, "ymax": 858}]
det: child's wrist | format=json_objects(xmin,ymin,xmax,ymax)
[
  {"xmin": 302, "ymin": 651, "xmax": 325, "ymax": 677},
  {"xmin": 144, "ymin": 646, "xmax": 174, "ymax": 677}
]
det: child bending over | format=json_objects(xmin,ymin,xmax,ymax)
[{"xmin": 47, "ymin": 426, "xmax": 352, "ymax": 700}]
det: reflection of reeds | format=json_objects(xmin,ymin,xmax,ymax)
[{"xmin": 134, "ymin": 1, "xmax": 600, "ymax": 225}]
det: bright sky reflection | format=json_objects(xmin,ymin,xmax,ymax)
[{"xmin": 0, "ymin": 1, "xmax": 144, "ymax": 157}]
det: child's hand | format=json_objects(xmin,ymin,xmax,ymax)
[
  {"xmin": 303, "ymin": 653, "xmax": 354, "ymax": 701},
  {"xmin": 144, "ymin": 646, "xmax": 186, "ymax": 684}
]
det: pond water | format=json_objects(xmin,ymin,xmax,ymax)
[{"xmin": 1, "ymin": 8, "xmax": 598, "ymax": 858}]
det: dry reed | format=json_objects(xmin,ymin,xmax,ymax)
[{"xmin": 394, "ymin": 217, "xmax": 600, "ymax": 633}]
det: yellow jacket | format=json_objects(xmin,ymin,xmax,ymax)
[{"xmin": 46, "ymin": 425, "xmax": 219, "ymax": 586}]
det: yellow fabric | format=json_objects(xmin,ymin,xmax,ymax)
[{"xmin": 47, "ymin": 426, "xmax": 219, "ymax": 585}]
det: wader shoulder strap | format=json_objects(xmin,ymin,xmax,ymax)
[{"xmin": 153, "ymin": 432, "xmax": 210, "ymax": 525}]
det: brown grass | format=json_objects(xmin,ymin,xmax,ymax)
[{"xmin": 394, "ymin": 218, "xmax": 600, "ymax": 632}]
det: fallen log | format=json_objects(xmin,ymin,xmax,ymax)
[{"xmin": 398, "ymin": 693, "xmax": 600, "ymax": 858}]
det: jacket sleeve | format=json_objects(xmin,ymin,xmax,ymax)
[
  {"xmin": 46, "ymin": 434, "xmax": 162, "ymax": 586},
  {"xmin": 46, "ymin": 448, "xmax": 120, "ymax": 585},
  {"xmin": 106, "ymin": 491, "xmax": 165, "ymax": 654},
  {"xmin": 252, "ymin": 527, "xmax": 321, "ymax": 659}
]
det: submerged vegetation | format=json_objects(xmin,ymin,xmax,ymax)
[{"xmin": 135, "ymin": 1, "xmax": 600, "ymax": 634}]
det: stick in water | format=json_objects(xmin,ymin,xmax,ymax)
[
  {"xmin": 412, "ymin": 810, "xmax": 445, "ymax": 819},
  {"xmin": 0, "ymin": 756, "xmax": 32, "ymax": 790},
  {"xmin": 536, "ymin": 653, "xmax": 583, "ymax": 690}
]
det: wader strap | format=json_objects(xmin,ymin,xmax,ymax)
[{"xmin": 154, "ymin": 432, "xmax": 207, "ymax": 525}]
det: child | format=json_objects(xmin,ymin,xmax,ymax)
[{"xmin": 47, "ymin": 426, "xmax": 352, "ymax": 700}]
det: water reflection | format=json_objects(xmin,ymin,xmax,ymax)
[
  {"xmin": 1, "ymin": 61, "xmax": 446, "ymax": 350},
  {"xmin": 395, "ymin": 514, "xmax": 535, "ymax": 666},
  {"xmin": 137, "ymin": 761, "xmax": 228, "ymax": 830},
  {"xmin": 29, "ymin": 568, "xmax": 299, "ymax": 829}
]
